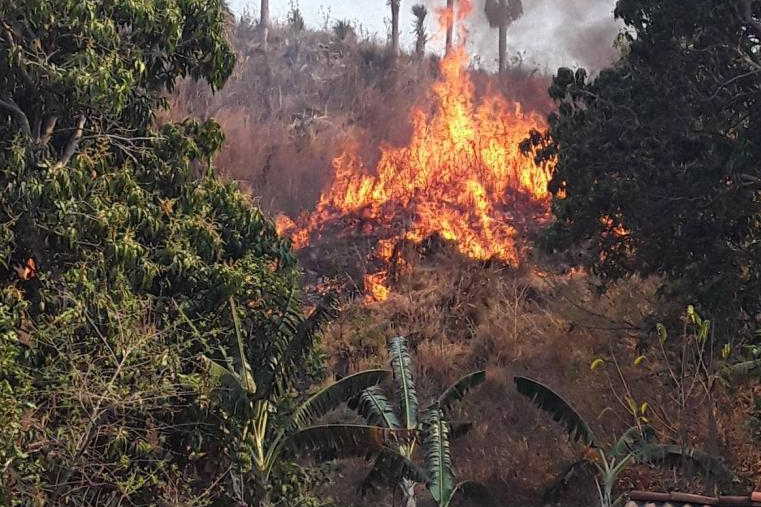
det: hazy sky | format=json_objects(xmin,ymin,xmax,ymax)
[{"xmin": 229, "ymin": 0, "xmax": 622, "ymax": 71}]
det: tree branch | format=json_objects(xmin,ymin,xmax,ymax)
[
  {"xmin": 60, "ymin": 115, "xmax": 86, "ymax": 166},
  {"xmin": 38, "ymin": 116, "xmax": 57, "ymax": 146},
  {"xmin": 0, "ymin": 96, "xmax": 31, "ymax": 137},
  {"xmin": 739, "ymin": 0, "xmax": 761, "ymax": 40}
]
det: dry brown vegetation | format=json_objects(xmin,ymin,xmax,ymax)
[
  {"xmin": 166, "ymin": 13, "xmax": 761, "ymax": 507},
  {"xmin": 317, "ymin": 248, "xmax": 761, "ymax": 505},
  {"xmin": 165, "ymin": 15, "xmax": 552, "ymax": 218}
]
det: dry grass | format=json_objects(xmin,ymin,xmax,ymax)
[
  {"xmin": 316, "ymin": 249, "xmax": 761, "ymax": 505},
  {"xmin": 163, "ymin": 14, "xmax": 761, "ymax": 505},
  {"xmin": 165, "ymin": 16, "xmax": 551, "ymax": 220}
]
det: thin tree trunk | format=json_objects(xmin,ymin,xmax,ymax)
[
  {"xmin": 415, "ymin": 33, "xmax": 426, "ymax": 58},
  {"xmin": 401, "ymin": 477, "xmax": 416, "ymax": 507},
  {"xmin": 445, "ymin": 0, "xmax": 454, "ymax": 55},
  {"xmin": 390, "ymin": 0, "xmax": 400, "ymax": 59},
  {"xmin": 260, "ymin": 0, "xmax": 269, "ymax": 51},
  {"xmin": 498, "ymin": 22, "xmax": 507, "ymax": 72}
]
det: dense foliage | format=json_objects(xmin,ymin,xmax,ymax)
[
  {"xmin": 523, "ymin": 0, "xmax": 761, "ymax": 324},
  {"xmin": 0, "ymin": 1, "xmax": 330, "ymax": 504}
]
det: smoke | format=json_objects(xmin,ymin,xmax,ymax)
[{"xmin": 421, "ymin": 0, "xmax": 622, "ymax": 73}]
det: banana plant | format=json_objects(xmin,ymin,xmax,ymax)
[
  {"xmin": 201, "ymin": 298, "xmax": 413, "ymax": 506},
  {"xmin": 514, "ymin": 376, "xmax": 731, "ymax": 507},
  {"xmin": 348, "ymin": 336, "xmax": 488, "ymax": 506},
  {"xmin": 421, "ymin": 406, "xmax": 495, "ymax": 507}
]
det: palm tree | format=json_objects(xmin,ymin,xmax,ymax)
[
  {"xmin": 484, "ymin": 0, "xmax": 523, "ymax": 72},
  {"xmin": 412, "ymin": 4, "xmax": 429, "ymax": 58},
  {"xmin": 389, "ymin": 0, "xmax": 401, "ymax": 59},
  {"xmin": 349, "ymin": 336, "xmax": 488, "ymax": 507},
  {"xmin": 260, "ymin": 0, "xmax": 269, "ymax": 51},
  {"xmin": 201, "ymin": 298, "xmax": 412, "ymax": 506},
  {"xmin": 515, "ymin": 376, "xmax": 731, "ymax": 507},
  {"xmin": 445, "ymin": 0, "xmax": 455, "ymax": 55}
]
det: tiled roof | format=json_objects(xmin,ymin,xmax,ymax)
[{"xmin": 625, "ymin": 491, "xmax": 761, "ymax": 507}]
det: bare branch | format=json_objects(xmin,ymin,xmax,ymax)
[
  {"xmin": 0, "ymin": 96, "xmax": 31, "ymax": 137},
  {"xmin": 39, "ymin": 116, "xmax": 57, "ymax": 146},
  {"xmin": 60, "ymin": 115, "xmax": 86, "ymax": 166}
]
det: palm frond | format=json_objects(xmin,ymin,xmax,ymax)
[
  {"xmin": 422, "ymin": 406, "xmax": 455, "ymax": 504},
  {"xmin": 202, "ymin": 355, "xmax": 254, "ymax": 393},
  {"xmin": 610, "ymin": 425, "xmax": 655, "ymax": 458},
  {"xmin": 450, "ymin": 480, "xmax": 496, "ymax": 507},
  {"xmin": 286, "ymin": 424, "xmax": 413, "ymax": 459},
  {"xmin": 348, "ymin": 385, "xmax": 401, "ymax": 428},
  {"xmin": 260, "ymin": 291, "xmax": 337, "ymax": 400},
  {"xmin": 228, "ymin": 297, "xmax": 256, "ymax": 394},
  {"xmin": 514, "ymin": 376, "xmax": 596, "ymax": 446},
  {"xmin": 389, "ymin": 336, "xmax": 418, "ymax": 429},
  {"xmin": 541, "ymin": 459, "xmax": 597, "ymax": 504},
  {"xmin": 202, "ymin": 355, "xmax": 253, "ymax": 418},
  {"xmin": 637, "ymin": 444, "xmax": 732, "ymax": 480},
  {"xmin": 288, "ymin": 369, "xmax": 390, "ymax": 431},
  {"xmin": 358, "ymin": 450, "xmax": 429, "ymax": 496},
  {"xmin": 438, "ymin": 370, "xmax": 486, "ymax": 414},
  {"xmin": 720, "ymin": 359, "xmax": 761, "ymax": 379},
  {"xmin": 449, "ymin": 421, "xmax": 474, "ymax": 440}
]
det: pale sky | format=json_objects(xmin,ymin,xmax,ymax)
[{"xmin": 229, "ymin": 0, "xmax": 622, "ymax": 72}]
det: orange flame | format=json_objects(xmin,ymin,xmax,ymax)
[{"xmin": 278, "ymin": 35, "xmax": 550, "ymax": 302}]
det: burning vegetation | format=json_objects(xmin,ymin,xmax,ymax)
[
  {"xmin": 6, "ymin": 1, "xmax": 761, "ymax": 506},
  {"xmin": 277, "ymin": 43, "xmax": 551, "ymax": 301}
]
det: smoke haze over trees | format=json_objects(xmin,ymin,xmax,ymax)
[{"xmin": 229, "ymin": 0, "xmax": 621, "ymax": 71}]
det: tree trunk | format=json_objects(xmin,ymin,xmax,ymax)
[
  {"xmin": 415, "ymin": 33, "xmax": 426, "ymax": 59},
  {"xmin": 445, "ymin": 0, "xmax": 454, "ymax": 55},
  {"xmin": 498, "ymin": 22, "xmax": 507, "ymax": 73},
  {"xmin": 390, "ymin": 0, "xmax": 400, "ymax": 59},
  {"xmin": 401, "ymin": 477, "xmax": 416, "ymax": 507},
  {"xmin": 260, "ymin": 0, "xmax": 269, "ymax": 51}
]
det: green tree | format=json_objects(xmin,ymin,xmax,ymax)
[
  {"xmin": 0, "ymin": 0, "xmax": 334, "ymax": 504},
  {"xmin": 522, "ymin": 0, "xmax": 761, "ymax": 326},
  {"xmin": 349, "ymin": 336, "xmax": 488, "ymax": 507},
  {"xmin": 203, "ymin": 298, "xmax": 409, "ymax": 506},
  {"xmin": 515, "ymin": 376, "xmax": 730, "ymax": 506}
]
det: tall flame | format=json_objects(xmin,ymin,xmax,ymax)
[{"xmin": 278, "ymin": 18, "xmax": 550, "ymax": 302}]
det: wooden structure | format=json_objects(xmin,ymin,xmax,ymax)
[{"xmin": 625, "ymin": 491, "xmax": 761, "ymax": 507}]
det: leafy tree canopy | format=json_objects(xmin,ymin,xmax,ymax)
[
  {"xmin": 0, "ymin": 1, "xmax": 324, "ymax": 504},
  {"xmin": 523, "ymin": 0, "xmax": 761, "ymax": 325}
]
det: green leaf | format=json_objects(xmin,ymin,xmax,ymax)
[
  {"xmin": 389, "ymin": 336, "xmax": 418, "ymax": 429},
  {"xmin": 541, "ymin": 459, "xmax": 597, "ymax": 504},
  {"xmin": 202, "ymin": 355, "xmax": 255, "ymax": 394},
  {"xmin": 286, "ymin": 424, "xmax": 414, "ymax": 459},
  {"xmin": 422, "ymin": 406, "xmax": 455, "ymax": 504},
  {"xmin": 720, "ymin": 359, "xmax": 761, "ymax": 379},
  {"xmin": 348, "ymin": 385, "xmax": 401, "ymax": 428},
  {"xmin": 514, "ymin": 376, "xmax": 596, "ymax": 446},
  {"xmin": 449, "ymin": 480, "xmax": 496, "ymax": 507},
  {"xmin": 437, "ymin": 370, "xmax": 486, "ymax": 414},
  {"xmin": 228, "ymin": 297, "xmax": 256, "ymax": 395},
  {"xmin": 609, "ymin": 425, "xmax": 655, "ymax": 458},
  {"xmin": 288, "ymin": 369, "xmax": 390, "ymax": 431},
  {"xmin": 449, "ymin": 421, "xmax": 474, "ymax": 440},
  {"xmin": 358, "ymin": 450, "xmax": 429, "ymax": 496},
  {"xmin": 637, "ymin": 444, "xmax": 732, "ymax": 480}
]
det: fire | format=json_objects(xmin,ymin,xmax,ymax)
[{"xmin": 277, "ymin": 23, "xmax": 551, "ymax": 302}]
